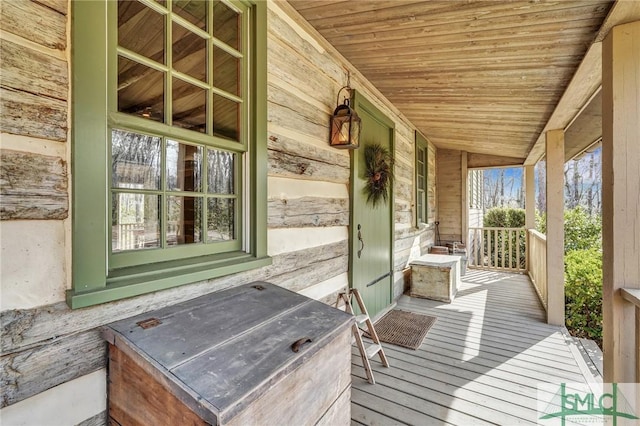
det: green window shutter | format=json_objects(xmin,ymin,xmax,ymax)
[{"xmin": 68, "ymin": 0, "xmax": 270, "ymax": 309}]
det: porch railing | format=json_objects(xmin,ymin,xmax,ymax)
[
  {"xmin": 467, "ymin": 227, "xmax": 527, "ymax": 273},
  {"xmin": 527, "ymin": 229, "xmax": 548, "ymax": 310},
  {"xmin": 620, "ymin": 288, "xmax": 640, "ymax": 383}
]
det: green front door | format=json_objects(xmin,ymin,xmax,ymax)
[{"xmin": 350, "ymin": 91, "xmax": 394, "ymax": 319}]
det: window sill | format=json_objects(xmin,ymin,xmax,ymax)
[{"xmin": 66, "ymin": 253, "xmax": 272, "ymax": 309}]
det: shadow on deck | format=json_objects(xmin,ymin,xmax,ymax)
[{"xmin": 350, "ymin": 269, "xmax": 601, "ymax": 425}]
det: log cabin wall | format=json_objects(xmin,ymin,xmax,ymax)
[
  {"xmin": 0, "ymin": 1, "xmax": 436, "ymax": 423},
  {"xmin": 436, "ymin": 149, "xmax": 463, "ymax": 244}
]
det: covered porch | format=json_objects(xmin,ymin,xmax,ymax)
[
  {"xmin": 351, "ymin": 269, "xmax": 601, "ymax": 425},
  {"xmin": 285, "ymin": 0, "xmax": 640, "ymax": 390}
]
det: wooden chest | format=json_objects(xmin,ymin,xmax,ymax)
[
  {"xmin": 409, "ymin": 254, "xmax": 462, "ymax": 303},
  {"xmin": 102, "ymin": 282, "xmax": 353, "ymax": 426}
]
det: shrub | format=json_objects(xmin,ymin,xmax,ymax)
[
  {"xmin": 564, "ymin": 207, "xmax": 601, "ymax": 252},
  {"xmin": 482, "ymin": 208, "xmax": 526, "ymax": 268},
  {"xmin": 564, "ymin": 248, "xmax": 602, "ymax": 347},
  {"xmin": 483, "ymin": 207, "xmax": 525, "ymax": 228}
]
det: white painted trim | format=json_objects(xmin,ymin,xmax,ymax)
[{"xmin": 0, "ymin": 370, "xmax": 106, "ymax": 426}]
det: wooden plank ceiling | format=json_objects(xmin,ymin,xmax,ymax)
[{"xmin": 289, "ymin": 0, "xmax": 613, "ymax": 160}]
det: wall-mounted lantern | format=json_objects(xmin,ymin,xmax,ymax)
[{"xmin": 329, "ymin": 86, "xmax": 361, "ymax": 149}]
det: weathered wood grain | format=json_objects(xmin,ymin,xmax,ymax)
[
  {"xmin": 108, "ymin": 344, "xmax": 207, "ymax": 426},
  {"xmin": 0, "ymin": 330, "xmax": 106, "ymax": 408},
  {"xmin": 0, "ymin": 0, "xmax": 67, "ymax": 50},
  {"xmin": 34, "ymin": 0, "xmax": 68, "ymax": 15},
  {"xmin": 468, "ymin": 153, "xmax": 526, "ymax": 169},
  {"xmin": 268, "ymin": 149, "xmax": 349, "ymax": 183},
  {"xmin": 268, "ymin": 196, "xmax": 348, "ymax": 228},
  {"xmin": 0, "ymin": 149, "xmax": 68, "ymax": 220},
  {"xmin": 316, "ymin": 386, "xmax": 351, "ymax": 426},
  {"xmin": 275, "ymin": 255, "xmax": 348, "ymax": 293},
  {"xmin": 288, "ymin": 1, "xmax": 612, "ymax": 159},
  {"xmin": 436, "ymin": 149, "xmax": 462, "ymax": 242},
  {"xmin": 267, "ymin": 7, "xmax": 344, "ymax": 87},
  {"xmin": 0, "ymin": 241, "xmax": 348, "ymax": 355},
  {"xmin": 268, "ymin": 80, "xmax": 330, "ymax": 135},
  {"xmin": 0, "ymin": 39, "xmax": 68, "ymax": 100},
  {"xmin": 0, "ymin": 87, "xmax": 67, "ymax": 141},
  {"xmin": 267, "ymin": 35, "xmax": 336, "ymax": 110},
  {"xmin": 76, "ymin": 411, "xmax": 107, "ymax": 426},
  {"xmin": 227, "ymin": 329, "xmax": 351, "ymax": 426},
  {"xmin": 268, "ymin": 101, "xmax": 329, "ymax": 145},
  {"xmin": 0, "ymin": 242, "xmax": 349, "ymax": 407},
  {"xmin": 267, "ymin": 126, "xmax": 349, "ymax": 170}
]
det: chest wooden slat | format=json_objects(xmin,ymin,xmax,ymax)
[{"xmin": 102, "ymin": 282, "xmax": 353, "ymax": 425}]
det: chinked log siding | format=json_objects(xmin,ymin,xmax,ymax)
[
  {"xmin": 0, "ymin": 330, "xmax": 105, "ymax": 408},
  {"xmin": 268, "ymin": 149, "xmax": 349, "ymax": 183},
  {"xmin": 0, "ymin": 39, "xmax": 67, "ymax": 100},
  {"xmin": 0, "ymin": 149, "xmax": 68, "ymax": 220},
  {"xmin": 0, "ymin": 0, "xmax": 67, "ymax": 50},
  {"xmin": 268, "ymin": 197, "xmax": 349, "ymax": 228},
  {"xmin": 0, "ymin": 87, "xmax": 67, "ymax": 142},
  {"xmin": 0, "ymin": 241, "xmax": 347, "ymax": 405}
]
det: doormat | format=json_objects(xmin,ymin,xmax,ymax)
[{"xmin": 369, "ymin": 310, "xmax": 436, "ymax": 350}]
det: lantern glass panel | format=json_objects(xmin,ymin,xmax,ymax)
[{"xmin": 349, "ymin": 119, "xmax": 360, "ymax": 146}]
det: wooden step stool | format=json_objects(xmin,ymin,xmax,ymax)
[{"xmin": 336, "ymin": 288, "xmax": 389, "ymax": 384}]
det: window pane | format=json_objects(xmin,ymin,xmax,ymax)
[
  {"xmin": 173, "ymin": 0, "xmax": 206, "ymax": 30},
  {"xmin": 213, "ymin": 45, "xmax": 239, "ymax": 96},
  {"xmin": 172, "ymin": 78, "xmax": 206, "ymax": 132},
  {"xmin": 213, "ymin": 94, "xmax": 239, "ymax": 141},
  {"xmin": 118, "ymin": 56, "xmax": 165, "ymax": 122},
  {"xmin": 213, "ymin": 1, "xmax": 240, "ymax": 50},
  {"xmin": 207, "ymin": 198, "xmax": 234, "ymax": 242},
  {"xmin": 172, "ymin": 21, "xmax": 207, "ymax": 82},
  {"xmin": 166, "ymin": 140, "xmax": 202, "ymax": 192},
  {"xmin": 167, "ymin": 196, "xmax": 202, "ymax": 245},
  {"xmin": 112, "ymin": 129, "xmax": 162, "ymax": 190},
  {"xmin": 118, "ymin": 1, "xmax": 165, "ymax": 62},
  {"xmin": 207, "ymin": 149, "xmax": 234, "ymax": 194},
  {"xmin": 112, "ymin": 193, "xmax": 161, "ymax": 252}
]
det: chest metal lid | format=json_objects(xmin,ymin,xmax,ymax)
[{"xmin": 102, "ymin": 282, "xmax": 353, "ymax": 424}]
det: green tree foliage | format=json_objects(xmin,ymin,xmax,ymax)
[
  {"xmin": 536, "ymin": 207, "xmax": 601, "ymax": 251},
  {"xmin": 564, "ymin": 248, "xmax": 602, "ymax": 347},
  {"xmin": 537, "ymin": 207, "xmax": 603, "ymax": 346}
]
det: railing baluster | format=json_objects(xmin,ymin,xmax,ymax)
[
  {"xmin": 508, "ymin": 229, "xmax": 512, "ymax": 270},
  {"xmin": 493, "ymin": 229, "xmax": 498, "ymax": 268},
  {"xmin": 517, "ymin": 229, "xmax": 520, "ymax": 270}
]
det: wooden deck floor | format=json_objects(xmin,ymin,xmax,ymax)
[{"xmin": 350, "ymin": 269, "xmax": 601, "ymax": 425}]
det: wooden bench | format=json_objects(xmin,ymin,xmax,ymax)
[{"xmin": 409, "ymin": 254, "xmax": 462, "ymax": 303}]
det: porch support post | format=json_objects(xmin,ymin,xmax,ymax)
[
  {"xmin": 602, "ymin": 20, "xmax": 640, "ymax": 384},
  {"xmin": 545, "ymin": 129, "xmax": 564, "ymax": 326},
  {"xmin": 461, "ymin": 151, "xmax": 468, "ymax": 246},
  {"xmin": 525, "ymin": 165, "xmax": 535, "ymax": 230}
]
